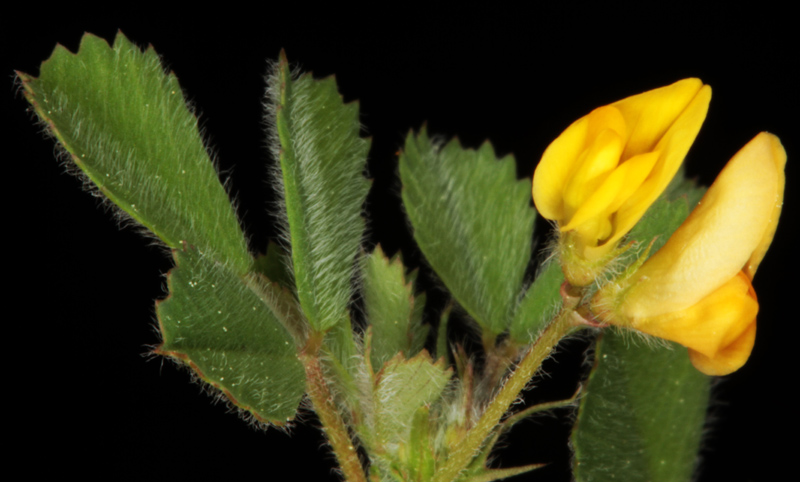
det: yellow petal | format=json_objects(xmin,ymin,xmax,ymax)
[
  {"xmin": 744, "ymin": 133, "xmax": 787, "ymax": 278},
  {"xmin": 533, "ymin": 116, "xmax": 590, "ymax": 220},
  {"xmin": 562, "ymin": 127, "xmax": 625, "ymax": 219},
  {"xmin": 585, "ymin": 104, "xmax": 628, "ymax": 142},
  {"xmin": 574, "ymin": 151, "xmax": 661, "ymax": 258},
  {"xmin": 562, "ymin": 151, "xmax": 659, "ymax": 235},
  {"xmin": 533, "ymin": 105, "xmax": 628, "ymax": 222},
  {"xmin": 613, "ymin": 78, "xmax": 705, "ymax": 160},
  {"xmin": 534, "ymin": 79, "xmax": 712, "ymax": 278},
  {"xmin": 633, "ymin": 273, "xmax": 758, "ymax": 360},
  {"xmin": 689, "ymin": 322, "xmax": 756, "ymax": 376},
  {"xmin": 610, "ymin": 84, "xmax": 712, "ymax": 253},
  {"xmin": 622, "ymin": 132, "xmax": 782, "ymax": 318}
]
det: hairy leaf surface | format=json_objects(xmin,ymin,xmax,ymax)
[
  {"xmin": 363, "ymin": 245, "xmax": 428, "ymax": 369},
  {"xmin": 157, "ymin": 247, "xmax": 305, "ymax": 424},
  {"xmin": 510, "ymin": 260, "xmax": 564, "ymax": 342},
  {"xmin": 572, "ymin": 333, "xmax": 709, "ymax": 481},
  {"xmin": 399, "ymin": 129, "xmax": 535, "ymax": 335},
  {"xmin": 18, "ymin": 32, "xmax": 251, "ymax": 274},
  {"xmin": 267, "ymin": 52, "xmax": 370, "ymax": 333}
]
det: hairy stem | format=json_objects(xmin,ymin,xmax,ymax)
[
  {"xmin": 301, "ymin": 333, "xmax": 366, "ymax": 482},
  {"xmin": 433, "ymin": 310, "xmax": 579, "ymax": 482}
]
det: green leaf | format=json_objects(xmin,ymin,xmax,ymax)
[
  {"xmin": 436, "ymin": 302, "xmax": 453, "ymax": 362},
  {"xmin": 399, "ymin": 129, "xmax": 536, "ymax": 336},
  {"xmin": 361, "ymin": 351, "xmax": 451, "ymax": 482},
  {"xmin": 664, "ymin": 167, "xmax": 707, "ymax": 210},
  {"xmin": 627, "ymin": 170, "xmax": 706, "ymax": 263},
  {"xmin": 404, "ymin": 406, "xmax": 437, "ymax": 481},
  {"xmin": 409, "ymin": 287, "xmax": 428, "ymax": 359},
  {"xmin": 572, "ymin": 333, "xmax": 709, "ymax": 481},
  {"xmin": 509, "ymin": 260, "xmax": 564, "ymax": 342},
  {"xmin": 156, "ymin": 247, "xmax": 305, "ymax": 425},
  {"xmin": 372, "ymin": 351, "xmax": 452, "ymax": 449},
  {"xmin": 253, "ymin": 241, "xmax": 294, "ymax": 293},
  {"xmin": 18, "ymin": 32, "xmax": 251, "ymax": 274},
  {"xmin": 627, "ymin": 197, "xmax": 691, "ymax": 259},
  {"xmin": 363, "ymin": 245, "xmax": 429, "ymax": 369},
  {"xmin": 267, "ymin": 52, "xmax": 370, "ymax": 333}
]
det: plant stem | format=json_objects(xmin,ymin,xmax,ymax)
[
  {"xmin": 301, "ymin": 334, "xmax": 366, "ymax": 482},
  {"xmin": 433, "ymin": 310, "xmax": 579, "ymax": 482}
]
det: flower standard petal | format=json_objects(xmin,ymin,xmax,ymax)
[
  {"xmin": 608, "ymin": 84, "xmax": 712, "ymax": 255},
  {"xmin": 621, "ymin": 133, "xmax": 784, "ymax": 319},
  {"xmin": 613, "ymin": 78, "xmax": 705, "ymax": 159},
  {"xmin": 744, "ymin": 133, "xmax": 787, "ymax": 278}
]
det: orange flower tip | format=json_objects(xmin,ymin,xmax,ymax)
[{"xmin": 688, "ymin": 322, "xmax": 756, "ymax": 376}]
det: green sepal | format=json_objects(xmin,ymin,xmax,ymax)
[
  {"xmin": 362, "ymin": 245, "xmax": 429, "ymax": 369},
  {"xmin": 267, "ymin": 51, "xmax": 370, "ymax": 334},
  {"xmin": 18, "ymin": 32, "xmax": 251, "ymax": 274},
  {"xmin": 399, "ymin": 128, "xmax": 535, "ymax": 336},
  {"xmin": 156, "ymin": 246, "xmax": 305, "ymax": 425}
]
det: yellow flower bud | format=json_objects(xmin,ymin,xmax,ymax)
[
  {"xmin": 533, "ymin": 79, "xmax": 711, "ymax": 285},
  {"xmin": 593, "ymin": 133, "xmax": 786, "ymax": 375}
]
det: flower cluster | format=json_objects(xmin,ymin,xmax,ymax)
[{"xmin": 534, "ymin": 80, "xmax": 786, "ymax": 375}]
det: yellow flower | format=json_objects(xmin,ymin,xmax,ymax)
[
  {"xmin": 593, "ymin": 133, "xmax": 786, "ymax": 375},
  {"xmin": 533, "ymin": 79, "xmax": 711, "ymax": 284}
]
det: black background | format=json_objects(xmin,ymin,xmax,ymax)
[{"xmin": 5, "ymin": 3, "xmax": 796, "ymax": 480}]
